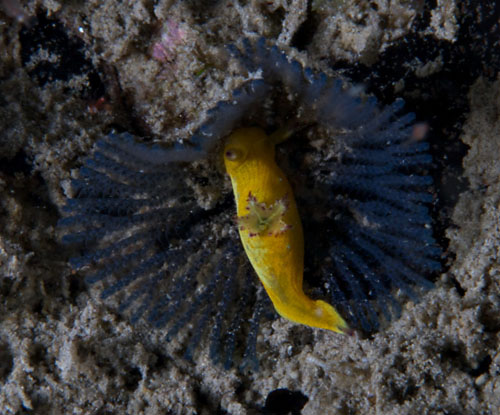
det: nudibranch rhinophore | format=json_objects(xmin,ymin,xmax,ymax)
[
  {"xmin": 59, "ymin": 38, "xmax": 440, "ymax": 370},
  {"xmin": 224, "ymin": 127, "xmax": 348, "ymax": 333}
]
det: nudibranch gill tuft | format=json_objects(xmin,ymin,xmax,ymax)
[
  {"xmin": 238, "ymin": 191, "xmax": 291, "ymax": 238},
  {"xmin": 224, "ymin": 127, "xmax": 348, "ymax": 333}
]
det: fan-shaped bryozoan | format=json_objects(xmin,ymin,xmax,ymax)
[{"xmin": 59, "ymin": 38, "xmax": 440, "ymax": 369}]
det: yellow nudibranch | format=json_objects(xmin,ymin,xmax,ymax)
[{"xmin": 224, "ymin": 127, "xmax": 349, "ymax": 333}]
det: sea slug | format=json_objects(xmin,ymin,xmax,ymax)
[{"xmin": 224, "ymin": 127, "xmax": 348, "ymax": 333}]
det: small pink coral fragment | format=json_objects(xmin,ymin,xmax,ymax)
[{"xmin": 152, "ymin": 19, "xmax": 186, "ymax": 63}]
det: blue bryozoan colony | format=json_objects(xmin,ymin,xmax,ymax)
[{"xmin": 59, "ymin": 38, "xmax": 441, "ymax": 370}]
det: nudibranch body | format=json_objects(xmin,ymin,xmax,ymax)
[{"xmin": 224, "ymin": 128, "xmax": 348, "ymax": 333}]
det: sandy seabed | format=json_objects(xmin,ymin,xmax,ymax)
[{"xmin": 0, "ymin": 1, "xmax": 499, "ymax": 414}]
